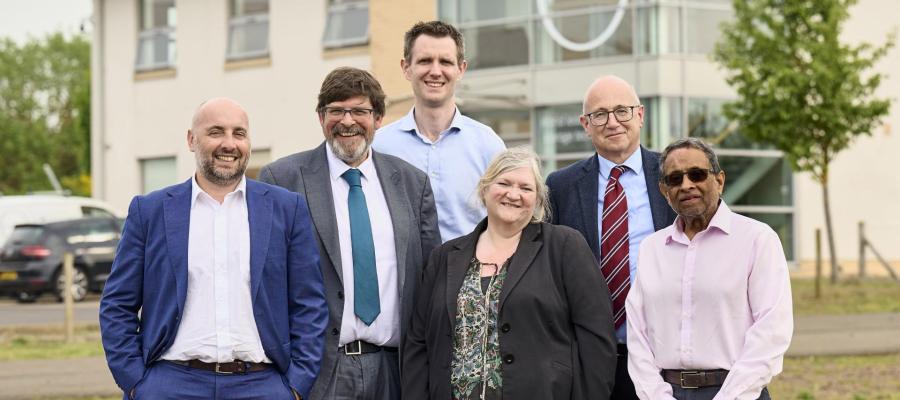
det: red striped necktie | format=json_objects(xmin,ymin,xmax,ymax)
[{"xmin": 600, "ymin": 165, "xmax": 630, "ymax": 329}]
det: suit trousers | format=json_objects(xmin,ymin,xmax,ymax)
[
  {"xmin": 670, "ymin": 385, "xmax": 771, "ymax": 400},
  {"xmin": 612, "ymin": 345, "xmax": 639, "ymax": 400},
  {"xmin": 316, "ymin": 349, "xmax": 400, "ymax": 400},
  {"xmin": 129, "ymin": 360, "xmax": 295, "ymax": 400}
]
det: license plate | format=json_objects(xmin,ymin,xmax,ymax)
[{"xmin": 0, "ymin": 271, "xmax": 17, "ymax": 280}]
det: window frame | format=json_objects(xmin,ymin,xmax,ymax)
[
  {"xmin": 226, "ymin": 0, "xmax": 271, "ymax": 61},
  {"xmin": 322, "ymin": 0, "xmax": 370, "ymax": 49},
  {"xmin": 135, "ymin": 0, "xmax": 177, "ymax": 72}
]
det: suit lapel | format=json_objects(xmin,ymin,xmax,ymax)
[
  {"xmin": 499, "ymin": 223, "xmax": 543, "ymax": 310},
  {"xmin": 373, "ymin": 153, "xmax": 411, "ymax": 292},
  {"xmin": 303, "ymin": 145, "xmax": 344, "ymax": 282},
  {"xmin": 641, "ymin": 147, "xmax": 671, "ymax": 231},
  {"xmin": 247, "ymin": 180, "xmax": 273, "ymax": 301},
  {"xmin": 163, "ymin": 179, "xmax": 192, "ymax": 316},
  {"xmin": 446, "ymin": 223, "xmax": 481, "ymax": 324},
  {"xmin": 577, "ymin": 156, "xmax": 601, "ymax": 258}
]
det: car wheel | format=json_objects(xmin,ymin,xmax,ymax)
[
  {"xmin": 55, "ymin": 267, "xmax": 89, "ymax": 302},
  {"xmin": 16, "ymin": 291, "xmax": 38, "ymax": 303}
]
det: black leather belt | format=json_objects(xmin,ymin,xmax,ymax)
[
  {"xmin": 662, "ymin": 369, "xmax": 729, "ymax": 389},
  {"xmin": 339, "ymin": 340, "xmax": 398, "ymax": 355},
  {"xmin": 167, "ymin": 359, "xmax": 271, "ymax": 374}
]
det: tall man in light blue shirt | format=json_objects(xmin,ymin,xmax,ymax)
[
  {"xmin": 546, "ymin": 76, "xmax": 677, "ymax": 400},
  {"xmin": 373, "ymin": 21, "xmax": 505, "ymax": 242}
]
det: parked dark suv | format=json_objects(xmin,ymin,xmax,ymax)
[{"xmin": 0, "ymin": 217, "xmax": 122, "ymax": 302}]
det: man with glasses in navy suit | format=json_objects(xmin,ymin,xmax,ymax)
[{"xmin": 546, "ymin": 76, "xmax": 677, "ymax": 400}]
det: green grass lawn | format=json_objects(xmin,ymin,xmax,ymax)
[
  {"xmin": 771, "ymin": 353, "xmax": 900, "ymax": 400},
  {"xmin": 0, "ymin": 324, "xmax": 104, "ymax": 361},
  {"xmin": 792, "ymin": 278, "xmax": 900, "ymax": 316}
]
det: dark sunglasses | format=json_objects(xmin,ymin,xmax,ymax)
[{"xmin": 661, "ymin": 168, "xmax": 716, "ymax": 187}]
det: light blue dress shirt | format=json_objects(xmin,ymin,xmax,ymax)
[
  {"xmin": 373, "ymin": 107, "xmax": 506, "ymax": 242},
  {"xmin": 596, "ymin": 150, "xmax": 655, "ymax": 343}
]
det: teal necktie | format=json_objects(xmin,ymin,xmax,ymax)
[{"xmin": 341, "ymin": 168, "xmax": 380, "ymax": 325}]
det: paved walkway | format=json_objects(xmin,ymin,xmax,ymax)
[
  {"xmin": 0, "ymin": 356, "xmax": 119, "ymax": 400},
  {"xmin": 788, "ymin": 312, "xmax": 900, "ymax": 356},
  {"xmin": 1, "ymin": 313, "xmax": 899, "ymax": 399}
]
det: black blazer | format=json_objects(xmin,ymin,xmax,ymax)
[
  {"xmin": 545, "ymin": 146, "xmax": 677, "ymax": 260},
  {"xmin": 402, "ymin": 220, "xmax": 617, "ymax": 400}
]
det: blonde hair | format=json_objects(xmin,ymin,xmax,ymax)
[{"xmin": 476, "ymin": 147, "xmax": 549, "ymax": 223}]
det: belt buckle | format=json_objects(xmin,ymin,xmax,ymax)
[
  {"xmin": 344, "ymin": 341, "xmax": 363, "ymax": 356},
  {"xmin": 680, "ymin": 371, "xmax": 701, "ymax": 389},
  {"xmin": 215, "ymin": 362, "xmax": 244, "ymax": 375}
]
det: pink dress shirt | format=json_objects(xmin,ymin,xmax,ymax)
[{"xmin": 626, "ymin": 202, "xmax": 793, "ymax": 400}]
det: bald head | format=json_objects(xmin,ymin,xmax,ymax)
[
  {"xmin": 191, "ymin": 97, "xmax": 249, "ymax": 130},
  {"xmin": 582, "ymin": 76, "xmax": 640, "ymax": 114}
]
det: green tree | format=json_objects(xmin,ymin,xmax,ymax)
[
  {"xmin": 0, "ymin": 32, "xmax": 91, "ymax": 195},
  {"xmin": 712, "ymin": 0, "xmax": 894, "ymax": 282}
]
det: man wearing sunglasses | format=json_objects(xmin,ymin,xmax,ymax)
[
  {"xmin": 546, "ymin": 75, "xmax": 677, "ymax": 399},
  {"xmin": 625, "ymin": 138, "xmax": 793, "ymax": 400}
]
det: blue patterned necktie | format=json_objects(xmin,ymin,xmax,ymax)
[{"xmin": 341, "ymin": 168, "xmax": 380, "ymax": 325}]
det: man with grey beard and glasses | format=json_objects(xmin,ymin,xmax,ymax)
[{"xmin": 259, "ymin": 67, "xmax": 440, "ymax": 400}]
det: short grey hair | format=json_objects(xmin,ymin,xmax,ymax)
[
  {"xmin": 658, "ymin": 137, "xmax": 722, "ymax": 177},
  {"xmin": 476, "ymin": 147, "xmax": 549, "ymax": 223}
]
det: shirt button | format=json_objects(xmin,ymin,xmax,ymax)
[
  {"xmin": 331, "ymin": 328, "xmax": 339, "ymax": 336},
  {"xmin": 504, "ymin": 354, "xmax": 515, "ymax": 364},
  {"xmin": 501, "ymin": 323, "xmax": 510, "ymax": 333},
  {"xmin": 337, "ymin": 291, "xmax": 344, "ymax": 299}
]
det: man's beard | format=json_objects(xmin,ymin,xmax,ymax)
[
  {"xmin": 198, "ymin": 150, "xmax": 248, "ymax": 187},
  {"xmin": 329, "ymin": 124, "xmax": 371, "ymax": 165}
]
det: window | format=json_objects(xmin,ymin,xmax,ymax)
[
  {"xmin": 464, "ymin": 109, "xmax": 531, "ymax": 147},
  {"xmin": 685, "ymin": 6, "xmax": 732, "ymax": 54},
  {"xmin": 66, "ymin": 220, "xmax": 119, "ymax": 245},
  {"xmin": 636, "ymin": 5, "xmax": 680, "ymax": 55},
  {"xmin": 227, "ymin": 0, "xmax": 269, "ymax": 60},
  {"xmin": 534, "ymin": 7, "xmax": 634, "ymax": 64},
  {"xmin": 323, "ymin": 0, "xmax": 369, "ymax": 48},
  {"xmin": 462, "ymin": 23, "xmax": 530, "ymax": 69},
  {"xmin": 136, "ymin": 0, "xmax": 176, "ymax": 71},
  {"xmin": 141, "ymin": 157, "xmax": 177, "ymax": 194}
]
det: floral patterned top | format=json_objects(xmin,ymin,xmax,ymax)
[{"xmin": 450, "ymin": 258, "xmax": 509, "ymax": 400}]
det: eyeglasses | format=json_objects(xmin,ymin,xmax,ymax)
[
  {"xmin": 584, "ymin": 105, "xmax": 641, "ymax": 127},
  {"xmin": 661, "ymin": 167, "xmax": 717, "ymax": 187},
  {"xmin": 321, "ymin": 107, "xmax": 375, "ymax": 120}
]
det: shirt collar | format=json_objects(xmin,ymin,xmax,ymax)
[
  {"xmin": 325, "ymin": 141, "xmax": 377, "ymax": 183},
  {"xmin": 400, "ymin": 106, "xmax": 463, "ymax": 136},
  {"xmin": 597, "ymin": 148, "xmax": 643, "ymax": 179},
  {"xmin": 666, "ymin": 200, "xmax": 732, "ymax": 244},
  {"xmin": 190, "ymin": 174, "xmax": 246, "ymax": 209}
]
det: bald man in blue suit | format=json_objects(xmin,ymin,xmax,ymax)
[{"xmin": 100, "ymin": 98, "xmax": 328, "ymax": 400}]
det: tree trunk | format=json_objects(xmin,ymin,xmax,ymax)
[{"xmin": 822, "ymin": 177, "xmax": 840, "ymax": 284}]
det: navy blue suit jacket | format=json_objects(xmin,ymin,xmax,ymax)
[
  {"xmin": 545, "ymin": 147, "xmax": 677, "ymax": 260},
  {"xmin": 99, "ymin": 178, "xmax": 328, "ymax": 399}
]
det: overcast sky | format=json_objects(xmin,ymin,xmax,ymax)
[{"xmin": 0, "ymin": 0, "xmax": 92, "ymax": 43}]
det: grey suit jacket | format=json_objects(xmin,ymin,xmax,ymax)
[{"xmin": 259, "ymin": 143, "xmax": 441, "ymax": 400}]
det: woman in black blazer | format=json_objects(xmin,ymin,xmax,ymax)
[{"xmin": 402, "ymin": 147, "xmax": 617, "ymax": 400}]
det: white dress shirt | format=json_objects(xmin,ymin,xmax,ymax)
[
  {"xmin": 626, "ymin": 202, "xmax": 793, "ymax": 400},
  {"xmin": 325, "ymin": 143, "xmax": 400, "ymax": 347},
  {"xmin": 160, "ymin": 176, "xmax": 270, "ymax": 363}
]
